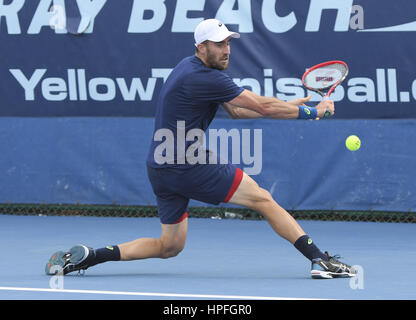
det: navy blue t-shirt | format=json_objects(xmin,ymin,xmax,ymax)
[{"xmin": 146, "ymin": 55, "xmax": 244, "ymax": 168}]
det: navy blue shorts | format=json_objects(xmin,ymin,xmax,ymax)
[{"xmin": 147, "ymin": 163, "xmax": 244, "ymax": 224}]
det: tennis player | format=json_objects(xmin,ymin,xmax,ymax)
[{"xmin": 46, "ymin": 19, "xmax": 355, "ymax": 279}]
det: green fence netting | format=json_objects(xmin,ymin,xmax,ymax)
[{"xmin": 0, "ymin": 203, "xmax": 414, "ymax": 223}]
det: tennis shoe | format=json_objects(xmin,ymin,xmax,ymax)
[
  {"xmin": 311, "ymin": 251, "xmax": 356, "ymax": 279},
  {"xmin": 45, "ymin": 244, "xmax": 95, "ymax": 275}
]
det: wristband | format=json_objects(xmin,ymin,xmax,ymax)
[{"xmin": 297, "ymin": 106, "xmax": 317, "ymax": 120}]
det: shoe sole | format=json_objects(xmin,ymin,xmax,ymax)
[
  {"xmin": 45, "ymin": 245, "xmax": 90, "ymax": 276},
  {"xmin": 45, "ymin": 251, "xmax": 67, "ymax": 275},
  {"xmin": 311, "ymin": 269, "xmax": 356, "ymax": 279},
  {"xmin": 69, "ymin": 245, "xmax": 90, "ymax": 264}
]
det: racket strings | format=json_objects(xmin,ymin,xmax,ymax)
[{"xmin": 304, "ymin": 63, "xmax": 348, "ymax": 90}]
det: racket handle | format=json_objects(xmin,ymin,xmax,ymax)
[{"xmin": 322, "ymin": 96, "xmax": 331, "ymax": 118}]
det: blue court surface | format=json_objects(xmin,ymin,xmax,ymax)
[{"xmin": 0, "ymin": 214, "xmax": 415, "ymax": 300}]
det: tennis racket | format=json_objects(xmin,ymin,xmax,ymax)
[{"xmin": 302, "ymin": 60, "xmax": 349, "ymax": 118}]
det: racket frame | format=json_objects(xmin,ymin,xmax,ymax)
[
  {"xmin": 301, "ymin": 60, "xmax": 349, "ymax": 118},
  {"xmin": 302, "ymin": 60, "xmax": 349, "ymax": 97}
]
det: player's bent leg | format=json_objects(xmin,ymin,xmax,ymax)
[
  {"xmin": 45, "ymin": 216, "xmax": 188, "ymax": 275},
  {"xmin": 227, "ymin": 172, "xmax": 305, "ymax": 244},
  {"xmin": 118, "ymin": 216, "xmax": 188, "ymax": 260},
  {"xmin": 159, "ymin": 216, "xmax": 188, "ymax": 259}
]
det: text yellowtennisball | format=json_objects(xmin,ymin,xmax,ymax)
[{"xmin": 345, "ymin": 135, "xmax": 361, "ymax": 151}]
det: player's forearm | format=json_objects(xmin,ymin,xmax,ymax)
[
  {"xmin": 229, "ymin": 90, "xmax": 300, "ymax": 119},
  {"xmin": 222, "ymin": 102, "xmax": 263, "ymax": 119},
  {"xmin": 235, "ymin": 107, "xmax": 264, "ymax": 119},
  {"xmin": 258, "ymin": 97, "xmax": 300, "ymax": 119}
]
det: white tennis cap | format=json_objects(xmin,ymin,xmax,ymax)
[{"xmin": 194, "ymin": 19, "xmax": 240, "ymax": 46}]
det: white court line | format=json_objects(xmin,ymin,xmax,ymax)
[{"xmin": 0, "ymin": 286, "xmax": 325, "ymax": 300}]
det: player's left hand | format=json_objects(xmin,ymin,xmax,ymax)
[{"xmin": 316, "ymin": 99, "xmax": 335, "ymax": 118}]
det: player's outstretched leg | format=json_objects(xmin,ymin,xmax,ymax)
[
  {"xmin": 45, "ymin": 217, "xmax": 188, "ymax": 275},
  {"xmin": 227, "ymin": 172, "xmax": 355, "ymax": 279}
]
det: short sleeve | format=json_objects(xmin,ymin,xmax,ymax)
[{"xmin": 185, "ymin": 69, "xmax": 244, "ymax": 103}]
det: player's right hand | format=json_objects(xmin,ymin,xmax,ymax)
[{"xmin": 316, "ymin": 99, "xmax": 335, "ymax": 118}]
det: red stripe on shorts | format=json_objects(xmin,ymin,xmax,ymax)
[
  {"xmin": 223, "ymin": 168, "xmax": 244, "ymax": 203},
  {"xmin": 173, "ymin": 212, "xmax": 188, "ymax": 224}
]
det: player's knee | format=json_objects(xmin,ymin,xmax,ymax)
[
  {"xmin": 160, "ymin": 241, "xmax": 185, "ymax": 259},
  {"xmin": 261, "ymin": 188, "xmax": 274, "ymax": 201},
  {"xmin": 250, "ymin": 187, "xmax": 274, "ymax": 210},
  {"xmin": 247, "ymin": 177, "xmax": 273, "ymax": 203}
]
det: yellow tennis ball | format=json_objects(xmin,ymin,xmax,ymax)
[{"xmin": 346, "ymin": 135, "xmax": 361, "ymax": 151}]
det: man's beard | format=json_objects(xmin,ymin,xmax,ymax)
[{"xmin": 206, "ymin": 52, "xmax": 229, "ymax": 70}]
